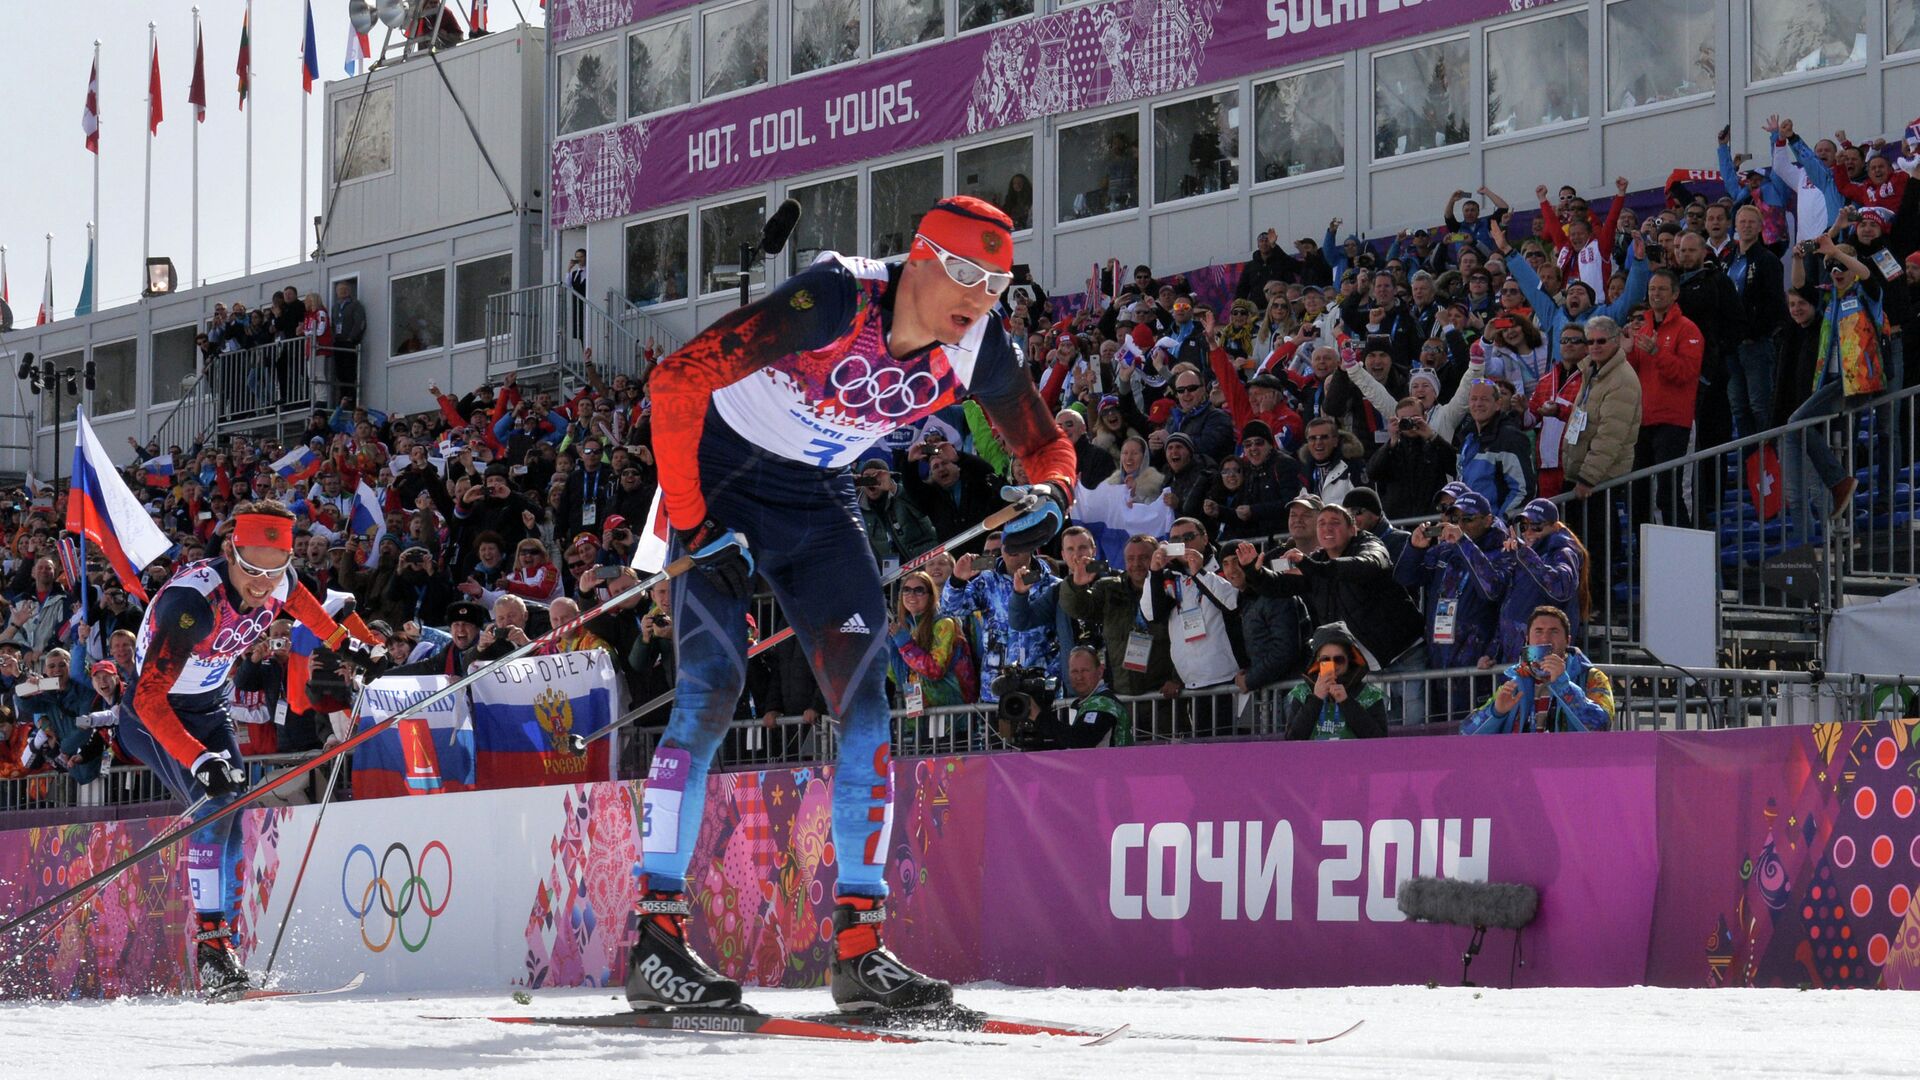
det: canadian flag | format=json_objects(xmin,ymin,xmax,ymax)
[
  {"xmin": 630, "ymin": 486, "xmax": 670, "ymax": 574},
  {"xmin": 82, "ymin": 56, "xmax": 99, "ymax": 153}
]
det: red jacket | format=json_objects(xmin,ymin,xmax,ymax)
[{"xmin": 1625, "ymin": 307, "xmax": 1704, "ymax": 428}]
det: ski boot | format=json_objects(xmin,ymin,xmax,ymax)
[
  {"xmin": 829, "ymin": 896, "xmax": 952, "ymax": 1012},
  {"xmin": 194, "ymin": 915, "xmax": 255, "ymax": 1003},
  {"xmin": 623, "ymin": 883, "xmax": 741, "ymax": 1011}
]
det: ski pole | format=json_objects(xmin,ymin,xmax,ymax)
[
  {"xmin": 0, "ymin": 554, "xmax": 695, "ymax": 942},
  {"xmin": 262, "ymin": 749, "xmax": 347, "ymax": 975}
]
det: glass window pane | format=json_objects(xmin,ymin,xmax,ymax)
[
  {"xmin": 1894, "ymin": 0, "xmax": 1920, "ymax": 55},
  {"xmin": 1154, "ymin": 91, "xmax": 1240, "ymax": 203},
  {"xmin": 1058, "ymin": 115, "xmax": 1139, "ymax": 222},
  {"xmin": 40, "ymin": 350, "xmax": 82, "ymax": 427},
  {"xmin": 704, "ymin": 1, "xmax": 770, "ymax": 98},
  {"xmin": 1487, "ymin": 14, "xmax": 1589, "ymax": 136},
  {"xmin": 875, "ymin": 0, "xmax": 942, "ymax": 54},
  {"xmin": 152, "ymin": 326, "xmax": 199, "ymax": 404},
  {"xmin": 1374, "ymin": 39, "xmax": 1471, "ymax": 159},
  {"xmin": 332, "ymin": 83, "xmax": 393, "ymax": 181},
  {"xmin": 558, "ymin": 41, "xmax": 619, "ymax": 135},
  {"xmin": 959, "ymin": 0, "xmax": 1032, "ymax": 33},
  {"xmin": 790, "ymin": 176, "xmax": 859, "ymax": 270},
  {"xmin": 872, "ymin": 158, "xmax": 944, "ymax": 259},
  {"xmin": 1606, "ymin": 0, "xmax": 1715, "ymax": 110},
  {"xmin": 454, "ymin": 254, "xmax": 513, "ymax": 344},
  {"xmin": 1254, "ymin": 67, "xmax": 1345, "ymax": 181},
  {"xmin": 792, "ymin": 0, "xmax": 860, "ymax": 74},
  {"xmin": 1750, "ymin": 0, "xmax": 1869, "ymax": 82},
  {"xmin": 628, "ymin": 21, "xmax": 691, "ymax": 116},
  {"xmin": 956, "ymin": 138, "xmax": 1033, "ymax": 230},
  {"xmin": 627, "ymin": 216, "xmax": 691, "ymax": 306},
  {"xmin": 91, "ymin": 340, "xmax": 137, "ymax": 417},
  {"xmin": 391, "ymin": 270, "xmax": 447, "ymax": 355},
  {"xmin": 700, "ymin": 198, "xmax": 768, "ymax": 295}
]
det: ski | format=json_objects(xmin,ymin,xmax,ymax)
[
  {"xmin": 822, "ymin": 1005, "xmax": 1359, "ymax": 1045},
  {"xmin": 220, "ymin": 971, "xmax": 367, "ymax": 1003},
  {"xmin": 432, "ymin": 1007, "xmax": 1124, "ymax": 1046}
]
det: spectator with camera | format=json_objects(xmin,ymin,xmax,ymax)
[
  {"xmin": 15, "ymin": 649, "xmax": 110, "ymax": 787},
  {"xmin": 1463, "ymin": 606, "xmax": 1612, "ymax": 734},
  {"xmin": 901, "ymin": 433, "xmax": 1004, "ymax": 552},
  {"xmin": 944, "ymin": 531, "xmax": 1063, "ymax": 699},
  {"xmin": 1494, "ymin": 499, "xmax": 1589, "ymax": 664},
  {"xmin": 1367, "ymin": 398, "xmax": 1457, "ymax": 521},
  {"xmin": 1059, "ymin": 533, "xmax": 1173, "ymax": 697},
  {"xmin": 857, "ymin": 457, "xmax": 940, "ymax": 572},
  {"xmin": 1396, "ymin": 491, "xmax": 1510, "ymax": 719},
  {"xmin": 1139, "ymin": 519, "xmax": 1243, "ymax": 733},
  {"xmin": 1282, "ymin": 622, "xmax": 1388, "ymax": 741},
  {"xmin": 385, "ymin": 546, "xmax": 458, "ymax": 627}
]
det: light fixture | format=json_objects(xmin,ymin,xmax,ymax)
[{"xmin": 144, "ymin": 257, "xmax": 178, "ymax": 297}]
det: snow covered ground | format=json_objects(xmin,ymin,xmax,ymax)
[{"xmin": 2, "ymin": 982, "xmax": 1913, "ymax": 1078}]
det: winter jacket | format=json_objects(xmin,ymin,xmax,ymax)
[
  {"xmin": 1723, "ymin": 240, "xmax": 1788, "ymax": 343},
  {"xmin": 1297, "ymin": 432, "xmax": 1369, "ymax": 507},
  {"xmin": 1507, "ymin": 245, "xmax": 1651, "ymax": 364},
  {"xmin": 1491, "ymin": 529, "xmax": 1585, "ymax": 664},
  {"xmin": 1367, "ymin": 431, "xmax": 1457, "ymax": 521},
  {"xmin": 1243, "ymin": 532, "xmax": 1424, "ymax": 668},
  {"xmin": 1282, "ymin": 621, "xmax": 1387, "ymax": 740},
  {"xmin": 1813, "ymin": 277, "xmax": 1890, "ymax": 398},
  {"xmin": 886, "ymin": 612, "xmax": 969, "ymax": 709},
  {"xmin": 1139, "ymin": 565, "xmax": 1242, "ymax": 689},
  {"xmin": 1626, "ymin": 306, "xmax": 1705, "ymax": 427},
  {"xmin": 1455, "ymin": 412, "xmax": 1535, "ymax": 517},
  {"xmin": 1241, "ymin": 591, "xmax": 1311, "ymax": 691},
  {"xmin": 942, "ymin": 559, "xmax": 1065, "ymax": 695},
  {"xmin": 1675, "ymin": 265, "xmax": 1743, "ymax": 383},
  {"xmin": 1771, "ymin": 314, "xmax": 1825, "ymax": 426},
  {"xmin": 1463, "ymin": 647, "xmax": 1612, "ymax": 733},
  {"xmin": 1165, "ymin": 402, "xmax": 1238, "ymax": 465},
  {"xmin": 1393, "ymin": 524, "xmax": 1510, "ymax": 669},
  {"xmin": 860, "ymin": 490, "xmax": 941, "ymax": 569},
  {"xmin": 1058, "ymin": 572, "xmax": 1174, "ymax": 697},
  {"xmin": 1561, "ymin": 347, "xmax": 1643, "ymax": 490}
]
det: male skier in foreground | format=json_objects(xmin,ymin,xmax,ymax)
[
  {"xmin": 631, "ymin": 196, "xmax": 1074, "ymax": 1012},
  {"xmin": 121, "ymin": 500, "xmax": 378, "ymax": 999}
]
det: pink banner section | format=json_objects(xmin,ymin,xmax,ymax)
[
  {"xmin": 6, "ymin": 724, "xmax": 1920, "ymax": 999},
  {"xmin": 550, "ymin": 0, "xmax": 1523, "ymax": 225}
]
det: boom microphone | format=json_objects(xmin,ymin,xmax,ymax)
[
  {"xmin": 1397, "ymin": 876, "xmax": 1539, "ymax": 987},
  {"xmin": 759, "ymin": 198, "xmax": 803, "ymax": 256}
]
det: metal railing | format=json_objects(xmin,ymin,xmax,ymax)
[
  {"xmin": 607, "ymin": 289, "xmax": 684, "ymax": 382},
  {"xmin": 182, "ymin": 339, "xmax": 353, "ymax": 438},
  {"xmin": 482, "ymin": 283, "xmax": 660, "ymax": 390},
  {"xmin": 0, "ymin": 751, "xmax": 329, "ymax": 819},
  {"xmin": 150, "ymin": 367, "xmax": 219, "ymax": 452}
]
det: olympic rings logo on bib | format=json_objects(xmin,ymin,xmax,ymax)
[
  {"xmin": 340, "ymin": 840, "xmax": 453, "ymax": 954},
  {"xmin": 828, "ymin": 355, "xmax": 942, "ymax": 420}
]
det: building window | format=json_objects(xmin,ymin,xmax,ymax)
[
  {"xmin": 956, "ymin": 137, "xmax": 1033, "ymax": 230},
  {"xmin": 1253, "ymin": 66, "xmax": 1345, "ymax": 181},
  {"xmin": 454, "ymin": 254, "xmax": 513, "ymax": 345},
  {"xmin": 1373, "ymin": 38, "xmax": 1471, "ymax": 159},
  {"xmin": 628, "ymin": 21, "xmax": 691, "ymax": 117},
  {"xmin": 1058, "ymin": 114, "xmax": 1138, "ymax": 223},
  {"xmin": 791, "ymin": 0, "xmax": 861, "ymax": 75},
  {"xmin": 1487, "ymin": 13, "xmax": 1589, "ymax": 136},
  {"xmin": 626, "ymin": 214, "xmax": 691, "ymax": 306},
  {"xmin": 789, "ymin": 175, "xmax": 859, "ymax": 270},
  {"xmin": 1894, "ymin": 0, "xmax": 1920, "ymax": 55},
  {"xmin": 39, "ymin": 350, "xmax": 82, "ymax": 428},
  {"xmin": 875, "ymin": 0, "xmax": 942, "ymax": 53},
  {"xmin": 700, "ymin": 197, "xmax": 767, "ymax": 295},
  {"xmin": 1154, "ymin": 91, "xmax": 1240, "ymax": 204},
  {"xmin": 331, "ymin": 83, "xmax": 393, "ymax": 182},
  {"xmin": 90, "ymin": 339, "xmax": 137, "ymax": 417},
  {"xmin": 959, "ymin": 0, "xmax": 1032, "ymax": 33},
  {"xmin": 872, "ymin": 157, "xmax": 944, "ymax": 259},
  {"xmin": 704, "ymin": 0, "xmax": 769, "ymax": 98},
  {"xmin": 151, "ymin": 325, "xmax": 200, "ymax": 404},
  {"xmin": 1606, "ymin": 0, "xmax": 1715, "ymax": 110},
  {"xmin": 391, "ymin": 269, "xmax": 447, "ymax": 355},
  {"xmin": 558, "ymin": 40, "xmax": 619, "ymax": 134},
  {"xmin": 1750, "ymin": 0, "xmax": 1869, "ymax": 82}
]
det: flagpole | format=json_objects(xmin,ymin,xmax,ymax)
[
  {"xmin": 91, "ymin": 40, "xmax": 100, "ymax": 312},
  {"xmin": 299, "ymin": 51, "xmax": 309, "ymax": 260},
  {"xmin": 244, "ymin": 0, "xmax": 254, "ymax": 277},
  {"xmin": 143, "ymin": 23, "xmax": 155, "ymax": 284},
  {"xmin": 73, "ymin": 406, "xmax": 89, "ymax": 665},
  {"xmin": 192, "ymin": 8, "xmax": 201, "ymax": 289}
]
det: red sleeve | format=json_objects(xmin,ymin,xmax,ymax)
[
  {"xmin": 503, "ymin": 565, "xmax": 556, "ymax": 600},
  {"xmin": 1835, "ymin": 176, "xmax": 1870, "ymax": 204},
  {"xmin": 436, "ymin": 393, "xmax": 467, "ymax": 430},
  {"xmin": 1037, "ymin": 360, "xmax": 1070, "ymax": 412},
  {"xmin": 131, "ymin": 589, "xmax": 217, "ymax": 767},
  {"xmin": 1210, "ymin": 347, "xmax": 1251, "ymax": 431},
  {"xmin": 1596, "ymin": 194, "xmax": 1625, "ymax": 259},
  {"xmin": 1539, "ymin": 201, "xmax": 1569, "ymax": 248}
]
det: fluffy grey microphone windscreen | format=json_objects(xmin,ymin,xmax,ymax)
[{"xmin": 1397, "ymin": 876, "xmax": 1539, "ymax": 930}]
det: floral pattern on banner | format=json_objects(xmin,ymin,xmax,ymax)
[{"xmin": 522, "ymin": 784, "xmax": 639, "ymax": 988}]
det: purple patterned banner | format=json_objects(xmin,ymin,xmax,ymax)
[
  {"xmin": 551, "ymin": 0, "xmax": 1524, "ymax": 226},
  {"xmin": 552, "ymin": 0, "xmax": 701, "ymax": 44}
]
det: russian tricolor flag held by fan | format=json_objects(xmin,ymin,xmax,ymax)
[
  {"xmin": 68, "ymin": 409, "xmax": 173, "ymax": 603},
  {"xmin": 142, "ymin": 455, "xmax": 175, "ymax": 488},
  {"xmin": 272, "ymin": 443, "xmax": 321, "ymax": 484},
  {"xmin": 349, "ymin": 480, "xmax": 385, "ymax": 567}
]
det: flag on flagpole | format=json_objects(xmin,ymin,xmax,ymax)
[
  {"xmin": 55, "ymin": 537, "xmax": 85, "ymax": 589},
  {"xmin": 148, "ymin": 37, "xmax": 164, "ymax": 133},
  {"xmin": 75, "ymin": 233, "xmax": 95, "ymax": 317},
  {"xmin": 236, "ymin": 8, "xmax": 251, "ymax": 107},
  {"xmin": 345, "ymin": 24, "xmax": 371, "ymax": 75},
  {"xmin": 82, "ymin": 55, "xmax": 100, "ymax": 152},
  {"xmin": 68, "ymin": 410, "xmax": 174, "ymax": 603},
  {"xmin": 36, "ymin": 259, "xmax": 52, "ymax": 326},
  {"xmin": 189, "ymin": 22, "xmax": 207, "ymax": 122},
  {"xmin": 301, "ymin": 1, "xmax": 319, "ymax": 93},
  {"xmin": 471, "ymin": 0, "xmax": 488, "ymax": 31},
  {"xmin": 350, "ymin": 480, "xmax": 385, "ymax": 566}
]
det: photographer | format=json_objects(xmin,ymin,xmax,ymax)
[
  {"xmin": 1138, "ymin": 519, "xmax": 1243, "ymax": 733},
  {"xmin": 943, "ymin": 532, "xmax": 1062, "ymax": 701},
  {"xmin": 1463, "ymin": 606, "xmax": 1612, "ymax": 734},
  {"xmin": 15, "ymin": 649, "xmax": 110, "ymax": 787},
  {"xmin": 857, "ymin": 457, "xmax": 940, "ymax": 572},
  {"xmin": 1367, "ymin": 398, "xmax": 1457, "ymax": 521},
  {"xmin": 1283, "ymin": 622, "xmax": 1388, "ymax": 741},
  {"xmin": 1059, "ymin": 534, "xmax": 1173, "ymax": 697},
  {"xmin": 1059, "ymin": 645, "xmax": 1132, "ymax": 749}
]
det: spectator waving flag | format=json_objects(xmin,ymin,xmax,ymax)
[
  {"xmin": 55, "ymin": 536, "xmax": 84, "ymax": 588},
  {"xmin": 272, "ymin": 443, "xmax": 322, "ymax": 483},
  {"xmin": 142, "ymin": 455, "xmax": 175, "ymax": 488},
  {"xmin": 82, "ymin": 54, "xmax": 99, "ymax": 152},
  {"xmin": 68, "ymin": 409, "xmax": 173, "ymax": 603},
  {"xmin": 350, "ymin": 479, "xmax": 385, "ymax": 565},
  {"xmin": 286, "ymin": 590, "xmax": 366, "ymax": 715},
  {"xmin": 302, "ymin": 1, "xmax": 319, "ymax": 93},
  {"xmin": 1070, "ymin": 479, "xmax": 1173, "ymax": 568}
]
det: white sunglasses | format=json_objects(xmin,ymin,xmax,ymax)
[{"xmin": 916, "ymin": 236, "xmax": 1013, "ymax": 295}]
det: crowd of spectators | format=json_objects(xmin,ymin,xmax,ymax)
[{"xmin": 5, "ymin": 116, "xmax": 1920, "ymax": 808}]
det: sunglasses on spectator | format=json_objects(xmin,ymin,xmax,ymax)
[
  {"xmin": 1168, "ymin": 530, "xmax": 1201, "ymax": 543},
  {"xmin": 1561, "ymin": 335, "xmax": 1585, "ymax": 345},
  {"xmin": 1175, "ymin": 383, "xmax": 1204, "ymax": 394},
  {"xmin": 1585, "ymin": 335, "xmax": 1612, "ymax": 345},
  {"xmin": 566, "ymin": 560, "xmax": 589, "ymax": 572},
  {"xmin": 914, "ymin": 235, "xmax": 1012, "ymax": 294},
  {"xmin": 899, "ymin": 585, "xmax": 931, "ymax": 596}
]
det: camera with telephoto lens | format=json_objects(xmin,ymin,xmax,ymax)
[{"xmin": 991, "ymin": 664, "xmax": 1061, "ymax": 751}]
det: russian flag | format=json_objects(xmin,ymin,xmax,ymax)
[
  {"xmin": 142, "ymin": 455, "xmax": 175, "ymax": 488},
  {"xmin": 68, "ymin": 409, "xmax": 173, "ymax": 603},
  {"xmin": 352, "ymin": 673, "xmax": 477, "ymax": 799},
  {"xmin": 301, "ymin": 1, "xmax": 319, "ymax": 93},
  {"xmin": 630, "ymin": 486, "xmax": 669, "ymax": 574},
  {"xmin": 1070, "ymin": 479, "xmax": 1174, "ymax": 569},
  {"xmin": 350, "ymin": 479, "xmax": 385, "ymax": 566},
  {"xmin": 469, "ymin": 650, "xmax": 619, "ymax": 789},
  {"xmin": 272, "ymin": 444, "xmax": 321, "ymax": 484}
]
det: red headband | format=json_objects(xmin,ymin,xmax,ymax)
[
  {"xmin": 232, "ymin": 513, "xmax": 295, "ymax": 553},
  {"xmin": 911, "ymin": 196, "xmax": 1015, "ymax": 273}
]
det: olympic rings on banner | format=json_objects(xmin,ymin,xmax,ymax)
[
  {"xmin": 339, "ymin": 840, "xmax": 453, "ymax": 953},
  {"xmin": 829, "ymin": 356, "xmax": 942, "ymax": 419}
]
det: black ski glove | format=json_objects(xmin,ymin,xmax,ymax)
[{"xmin": 677, "ymin": 518, "xmax": 756, "ymax": 600}]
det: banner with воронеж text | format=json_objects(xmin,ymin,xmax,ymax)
[{"xmin": 468, "ymin": 649, "xmax": 622, "ymax": 790}]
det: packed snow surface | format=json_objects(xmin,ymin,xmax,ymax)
[{"xmin": 1, "ymin": 982, "xmax": 1911, "ymax": 1078}]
